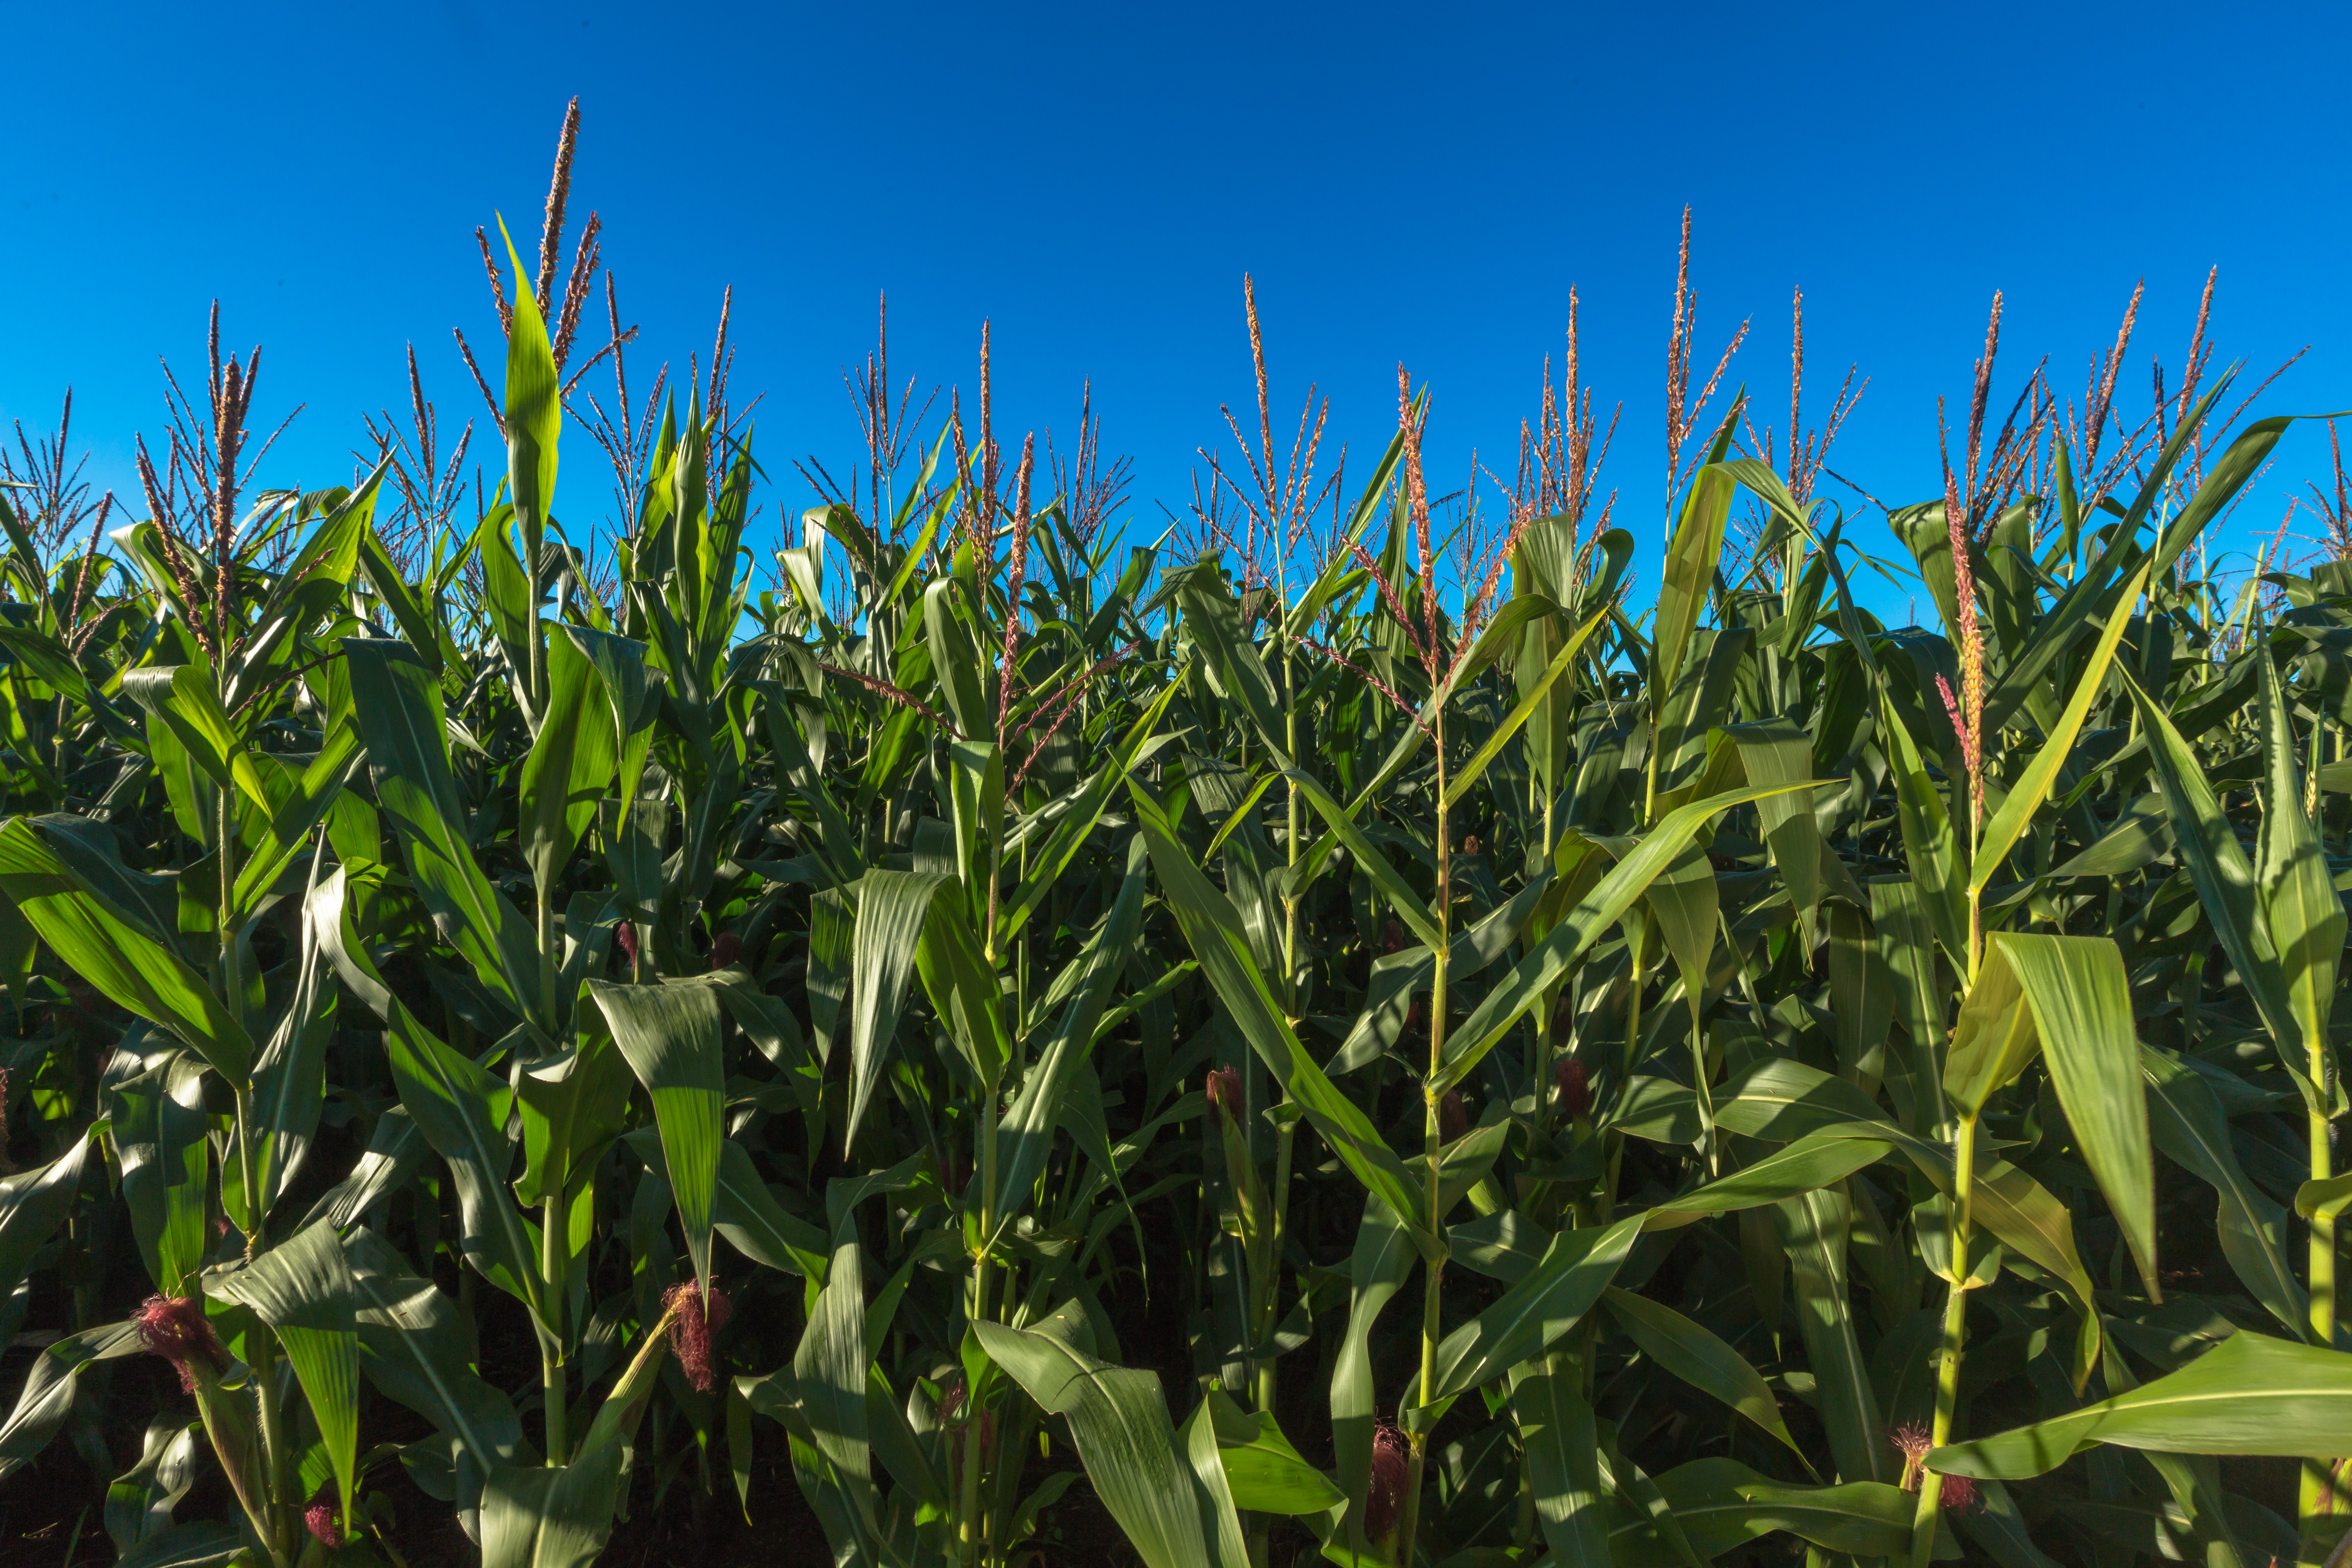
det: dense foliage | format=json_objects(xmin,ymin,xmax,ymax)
[{"xmin": 7, "ymin": 125, "xmax": 2352, "ymax": 1568}]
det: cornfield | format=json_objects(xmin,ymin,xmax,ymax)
[{"xmin": 7, "ymin": 109, "xmax": 2352, "ymax": 1568}]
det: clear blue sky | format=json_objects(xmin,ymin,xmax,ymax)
[{"xmin": 5, "ymin": 1, "xmax": 2349, "ymax": 625}]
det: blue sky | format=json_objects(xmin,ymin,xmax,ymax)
[{"xmin": 4, "ymin": 1, "xmax": 2349, "ymax": 626}]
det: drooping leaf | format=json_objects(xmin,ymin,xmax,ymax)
[
  {"xmin": 588, "ymin": 976, "xmax": 726, "ymax": 1294},
  {"xmin": 0, "ymin": 819, "xmax": 253, "ymax": 1080},
  {"xmin": 219, "ymin": 1219, "xmax": 361, "ymax": 1526},
  {"xmin": 109, "ymin": 1056, "xmax": 208, "ymax": 1295},
  {"xmin": 344, "ymin": 637, "xmax": 543, "ymax": 1022},
  {"xmin": 1929, "ymin": 1331, "xmax": 2352, "ymax": 1478},
  {"xmin": 977, "ymin": 1313, "xmax": 1238, "ymax": 1568},
  {"xmin": 383, "ymin": 995, "xmax": 543, "ymax": 1317}
]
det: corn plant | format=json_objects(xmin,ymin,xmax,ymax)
[{"xmin": 7, "ymin": 116, "xmax": 2352, "ymax": 1568}]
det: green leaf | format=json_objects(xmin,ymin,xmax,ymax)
[
  {"xmin": 1331, "ymin": 1195, "xmax": 1415, "ymax": 1555},
  {"xmin": 518, "ymin": 625, "xmax": 619, "ymax": 894},
  {"xmin": 1870, "ymin": 876, "xmax": 1951, "ymax": 1136},
  {"xmin": 2254, "ymin": 645, "xmax": 2344, "ymax": 1104},
  {"xmin": 997, "ymin": 679, "xmax": 1180, "ymax": 944},
  {"xmin": 500, "ymin": 224, "xmax": 562, "ymax": 574},
  {"xmin": 2120, "ymin": 666, "xmax": 2311, "ymax": 1103},
  {"xmin": 481, "ymin": 1444, "xmax": 627, "ymax": 1568},
  {"xmin": 1640, "ymin": 1129, "xmax": 1895, "ymax": 1231},
  {"xmin": 1814, "ymin": 1121, "xmax": 2100, "ymax": 1315},
  {"xmin": 347, "ymin": 1228, "xmax": 524, "ymax": 1477},
  {"xmin": 1928, "ymin": 1330, "xmax": 2352, "ymax": 1478},
  {"xmin": 1725, "ymin": 718, "xmax": 1846, "ymax": 939},
  {"xmin": 921, "ymin": 579, "xmax": 987, "ymax": 737},
  {"xmin": 383, "ymin": 995, "xmax": 543, "ymax": 1317},
  {"xmin": 1827, "ymin": 903, "xmax": 1893, "ymax": 1095},
  {"xmin": 1179, "ymin": 1396, "xmax": 1252, "ymax": 1568},
  {"xmin": 1654, "ymin": 466, "xmax": 1734, "ymax": 696},
  {"xmin": 219, "ymin": 1218, "xmax": 360, "ymax": 1527},
  {"xmin": 847, "ymin": 868, "xmax": 951, "ymax": 1148},
  {"xmin": 1877, "ymin": 685, "xmax": 1968, "ymax": 965},
  {"xmin": 356, "ymin": 518, "xmax": 443, "ymax": 675},
  {"xmin": 110, "ymin": 1055, "xmax": 208, "ymax": 1294},
  {"xmin": 1200, "ymin": 1391, "xmax": 1342, "ymax": 1515},
  {"xmin": 1944, "ymin": 933, "xmax": 2157, "ymax": 1296},
  {"xmin": 1437, "ymin": 780, "xmax": 1823, "ymax": 1093},
  {"xmin": 230, "ymin": 716, "xmax": 363, "ymax": 922},
  {"xmin": 1970, "ymin": 561, "xmax": 2150, "ymax": 893},
  {"xmin": 1174, "ymin": 560, "xmax": 1290, "ymax": 767},
  {"xmin": 111, "ymin": 1521, "xmax": 242, "ymax": 1568},
  {"xmin": 223, "ymin": 909, "xmax": 338, "ymax": 1236},
  {"xmin": 0, "ymin": 1321, "xmax": 146, "ymax": 1483},
  {"xmin": 1443, "ymin": 602, "xmax": 1609, "ymax": 804},
  {"xmin": 713, "ymin": 1139, "xmax": 830, "ymax": 1280},
  {"xmin": 512, "ymin": 1028, "xmax": 633, "ymax": 1212},
  {"xmin": 1611, "ymin": 1458, "xmax": 1952, "ymax": 1562},
  {"xmin": 1512, "ymin": 1354, "xmax": 1610, "ymax": 1566},
  {"xmin": 104, "ymin": 1417, "xmax": 199, "ymax": 1557},
  {"xmin": 344, "ymin": 637, "xmax": 543, "ymax": 1023},
  {"xmin": 2142, "ymin": 1047, "xmax": 2305, "ymax": 1337},
  {"xmin": 0, "ymin": 1133, "xmax": 93, "ymax": 1302},
  {"xmin": 1601, "ymin": 1285, "xmax": 1806, "ymax": 1461},
  {"xmin": 794, "ymin": 1240, "xmax": 874, "ymax": 1525},
  {"xmin": 587, "ymin": 977, "xmax": 726, "ymax": 1294},
  {"xmin": 1425, "ymin": 1214, "xmax": 1643, "ymax": 1401},
  {"xmin": 1715, "ymin": 1058, "xmax": 1890, "ymax": 1144},
  {"xmin": 1128, "ymin": 780, "xmax": 1436, "ymax": 1261},
  {"xmin": 993, "ymin": 835, "xmax": 1147, "ymax": 1232},
  {"xmin": 0, "ymin": 818, "xmax": 253, "ymax": 1081},
  {"xmin": 1774, "ymin": 1186, "xmax": 1887, "ymax": 1484},
  {"xmin": 976, "ymin": 1313, "xmax": 1237, "ymax": 1568},
  {"xmin": 1280, "ymin": 769, "xmax": 1440, "ymax": 950},
  {"xmin": 119, "ymin": 666, "xmax": 273, "ymax": 820}
]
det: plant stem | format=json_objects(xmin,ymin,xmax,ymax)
[
  {"xmin": 2305, "ymin": 1061, "xmax": 2339, "ymax": 1547},
  {"xmin": 542, "ymin": 1182, "xmax": 569, "ymax": 1465},
  {"xmin": 1400, "ymin": 711, "xmax": 1451, "ymax": 1568},
  {"xmin": 216, "ymin": 764, "xmax": 288, "ymax": 1552},
  {"xmin": 1911, "ymin": 1111, "xmax": 1978, "ymax": 1567},
  {"xmin": 537, "ymin": 891, "xmax": 558, "ymax": 1033},
  {"xmin": 961, "ymin": 1086, "xmax": 1000, "ymax": 1567}
]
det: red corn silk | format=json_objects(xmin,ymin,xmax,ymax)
[
  {"xmin": 1365, "ymin": 1421, "xmax": 1411, "ymax": 1539},
  {"xmin": 708, "ymin": 931, "xmax": 743, "ymax": 970},
  {"xmin": 615, "ymin": 920, "xmax": 640, "ymax": 964},
  {"xmin": 1437, "ymin": 1089, "xmax": 1467, "ymax": 1144},
  {"xmin": 1555, "ymin": 1057, "xmax": 1591, "ymax": 1120},
  {"xmin": 1205, "ymin": 1066, "xmax": 1243, "ymax": 1125},
  {"xmin": 1890, "ymin": 1421, "xmax": 1931, "ymax": 1492},
  {"xmin": 662, "ymin": 1281, "xmax": 733, "ymax": 1392},
  {"xmin": 135, "ymin": 1295, "xmax": 226, "ymax": 1392},
  {"xmin": 305, "ymin": 1500, "xmax": 343, "ymax": 1548}
]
